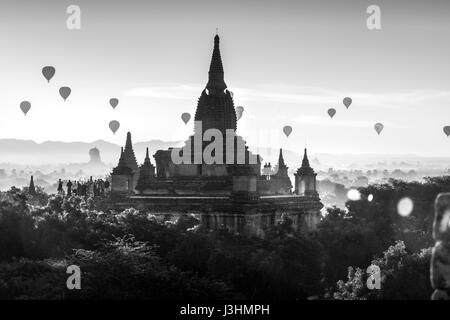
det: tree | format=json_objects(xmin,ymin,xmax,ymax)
[
  {"xmin": 317, "ymin": 207, "xmax": 385, "ymax": 287},
  {"xmin": 332, "ymin": 241, "xmax": 432, "ymax": 300}
]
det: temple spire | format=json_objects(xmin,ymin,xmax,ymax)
[
  {"xmin": 194, "ymin": 34, "xmax": 237, "ymax": 134},
  {"xmin": 143, "ymin": 147, "xmax": 152, "ymax": 165},
  {"xmin": 29, "ymin": 175, "xmax": 36, "ymax": 195},
  {"xmin": 296, "ymin": 148, "xmax": 315, "ymax": 176},
  {"xmin": 118, "ymin": 147, "xmax": 126, "ymax": 166},
  {"xmin": 302, "ymin": 148, "xmax": 310, "ymax": 168},
  {"xmin": 113, "ymin": 147, "xmax": 133, "ymax": 175},
  {"xmin": 278, "ymin": 148, "xmax": 287, "ymax": 168},
  {"xmin": 118, "ymin": 147, "xmax": 125, "ymax": 164},
  {"xmin": 123, "ymin": 132, "xmax": 138, "ymax": 172},
  {"xmin": 206, "ymin": 34, "xmax": 227, "ymax": 93},
  {"xmin": 136, "ymin": 147, "xmax": 155, "ymax": 192},
  {"xmin": 125, "ymin": 132, "xmax": 133, "ymax": 150},
  {"xmin": 295, "ymin": 148, "xmax": 317, "ymax": 196}
]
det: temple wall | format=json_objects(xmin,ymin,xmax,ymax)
[
  {"xmin": 295, "ymin": 175, "xmax": 316, "ymax": 195},
  {"xmin": 244, "ymin": 213, "xmax": 273, "ymax": 238},
  {"xmin": 131, "ymin": 171, "xmax": 139, "ymax": 192},
  {"xmin": 202, "ymin": 212, "xmax": 274, "ymax": 238},
  {"xmin": 161, "ymin": 163, "xmax": 232, "ymax": 178},
  {"xmin": 138, "ymin": 177, "xmax": 233, "ymax": 196},
  {"xmin": 295, "ymin": 176, "xmax": 305, "ymax": 195},
  {"xmin": 258, "ymin": 177, "xmax": 292, "ymax": 195},
  {"xmin": 302, "ymin": 209, "xmax": 321, "ymax": 232},
  {"xmin": 233, "ymin": 176, "xmax": 257, "ymax": 192},
  {"xmin": 139, "ymin": 188, "xmax": 172, "ymax": 195},
  {"xmin": 201, "ymin": 164, "xmax": 228, "ymax": 177},
  {"xmin": 201, "ymin": 200, "xmax": 322, "ymax": 239},
  {"xmin": 173, "ymin": 164, "xmax": 199, "ymax": 176},
  {"xmin": 112, "ymin": 175, "xmax": 132, "ymax": 193},
  {"xmin": 250, "ymin": 163, "xmax": 261, "ymax": 175},
  {"xmin": 116, "ymin": 192, "xmax": 323, "ymax": 239}
]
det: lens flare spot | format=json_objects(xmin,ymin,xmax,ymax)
[
  {"xmin": 347, "ymin": 189, "xmax": 361, "ymax": 201},
  {"xmin": 397, "ymin": 197, "xmax": 414, "ymax": 217}
]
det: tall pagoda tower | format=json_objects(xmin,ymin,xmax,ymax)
[
  {"xmin": 188, "ymin": 34, "xmax": 257, "ymax": 168},
  {"xmin": 194, "ymin": 34, "xmax": 237, "ymax": 135}
]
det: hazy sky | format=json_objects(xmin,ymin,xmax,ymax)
[{"xmin": 0, "ymin": 0, "xmax": 449, "ymax": 157}]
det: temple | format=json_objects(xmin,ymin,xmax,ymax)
[
  {"xmin": 111, "ymin": 35, "xmax": 323, "ymax": 238},
  {"xmin": 29, "ymin": 175, "xmax": 36, "ymax": 195}
]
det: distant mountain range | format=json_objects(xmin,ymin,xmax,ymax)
[
  {"xmin": 0, "ymin": 139, "xmax": 183, "ymax": 165},
  {"xmin": 0, "ymin": 138, "xmax": 449, "ymax": 170},
  {"xmin": 0, "ymin": 138, "xmax": 306, "ymax": 169}
]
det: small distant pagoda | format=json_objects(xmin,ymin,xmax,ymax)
[
  {"xmin": 111, "ymin": 146, "xmax": 136, "ymax": 193},
  {"xmin": 135, "ymin": 148, "xmax": 156, "ymax": 193},
  {"xmin": 28, "ymin": 176, "xmax": 36, "ymax": 195},
  {"xmin": 88, "ymin": 147, "xmax": 104, "ymax": 165},
  {"xmin": 294, "ymin": 149, "xmax": 318, "ymax": 196},
  {"xmin": 123, "ymin": 132, "xmax": 139, "ymax": 173},
  {"xmin": 268, "ymin": 149, "xmax": 293, "ymax": 194}
]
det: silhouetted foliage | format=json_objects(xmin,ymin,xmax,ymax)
[
  {"xmin": 332, "ymin": 241, "xmax": 432, "ymax": 300},
  {"xmin": 318, "ymin": 177, "xmax": 449, "ymax": 296},
  {"xmin": 0, "ymin": 187, "xmax": 323, "ymax": 299},
  {"xmin": 0, "ymin": 177, "xmax": 445, "ymax": 299}
]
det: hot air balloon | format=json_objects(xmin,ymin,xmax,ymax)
[
  {"xmin": 59, "ymin": 87, "xmax": 71, "ymax": 101},
  {"xmin": 328, "ymin": 108, "xmax": 336, "ymax": 119},
  {"xmin": 110, "ymin": 98, "xmax": 119, "ymax": 109},
  {"xmin": 236, "ymin": 106, "xmax": 244, "ymax": 120},
  {"xmin": 443, "ymin": 126, "xmax": 450, "ymax": 137},
  {"xmin": 42, "ymin": 66, "xmax": 55, "ymax": 83},
  {"xmin": 374, "ymin": 123, "xmax": 384, "ymax": 135},
  {"xmin": 109, "ymin": 120, "xmax": 120, "ymax": 134},
  {"xmin": 20, "ymin": 101, "xmax": 31, "ymax": 116},
  {"xmin": 181, "ymin": 112, "xmax": 191, "ymax": 125},
  {"xmin": 283, "ymin": 125, "xmax": 292, "ymax": 137},
  {"xmin": 343, "ymin": 97, "xmax": 352, "ymax": 109}
]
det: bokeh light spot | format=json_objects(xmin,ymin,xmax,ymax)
[
  {"xmin": 397, "ymin": 197, "xmax": 414, "ymax": 217},
  {"xmin": 347, "ymin": 189, "xmax": 361, "ymax": 201}
]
